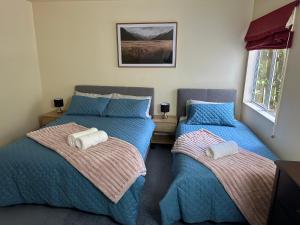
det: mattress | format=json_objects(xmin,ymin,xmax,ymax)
[
  {"xmin": 0, "ymin": 115, "xmax": 155, "ymax": 225},
  {"xmin": 160, "ymin": 120, "xmax": 277, "ymax": 225}
]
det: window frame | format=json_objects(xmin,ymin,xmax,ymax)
[
  {"xmin": 251, "ymin": 50, "xmax": 275, "ymax": 112},
  {"xmin": 243, "ymin": 49, "xmax": 288, "ymax": 122}
]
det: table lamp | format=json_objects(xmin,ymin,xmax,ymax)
[
  {"xmin": 54, "ymin": 98, "xmax": 64, "ymax": 113},
  {"xmin": 160, "ymin": 102, "xmax": 170, "ymax": 119}
]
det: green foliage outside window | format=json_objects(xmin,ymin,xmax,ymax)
[{"xmin": 252, "ymin": 49, "xmax": 287, "ymax": 114}]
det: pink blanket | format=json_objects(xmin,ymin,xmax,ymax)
[
  {"xmin": 172, "ymin": 129, "xmax": 276, "ymax": 225},
  {"xmin": 27, "ymin": 123, "xmax": 146, "ymax": 203}
]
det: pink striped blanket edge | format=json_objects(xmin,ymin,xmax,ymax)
[{"xmin": 27, "ymin": 123, "xmax": 146, "ymax": 203}]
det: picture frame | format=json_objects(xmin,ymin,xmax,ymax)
[{"xmin": 116, "ymin": 22, "xmax": 177, "ymax": 68}]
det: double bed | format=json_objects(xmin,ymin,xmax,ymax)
[
  {"xmin": 160, "ymin": 89, "xmax": 277, "ymax": 225},
  {"xmin": 0, "ymin": 85, "xmax": 155, "ymax": 225}
]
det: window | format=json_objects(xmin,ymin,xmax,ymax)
[{"xmin": 250, "ymin": 49, "xmax": 287, "ymax": 115}]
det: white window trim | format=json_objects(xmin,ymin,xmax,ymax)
[
  {"xmin": 243, "ymin": 102, "xmax": 275, "ymax": 123},
  {"xmin": 243, "ymin": 51, "xmax": 276, "ymax": 123}
]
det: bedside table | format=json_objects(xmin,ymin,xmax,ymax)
[
  {"xmin": 151, "ymin": 115, "xmax": 178, "ymax": 145},
  {"xmin": 39, "ymin": 111, "xmax": 64, "ymax": 127},
  {"xmin": 267, "ymin": 161, "xmax": 300, "ymax": 225}
]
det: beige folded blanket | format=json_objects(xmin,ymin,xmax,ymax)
[
  {"xmin": 172, "ymin": 129, "xmax": 276, "ymax": 225},
  {"xmin": 27, "ymin": 123, "xmax": 146, "ymax": 203}
]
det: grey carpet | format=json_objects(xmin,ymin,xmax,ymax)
[{"xmin": 0, "ymin": 145, "xmax": 245, "ymax": 225}]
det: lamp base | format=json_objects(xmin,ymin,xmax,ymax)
[
  {"xmin": 161, "ymin": 113, "xmax": 168, "ymax": 119},
  {"xmin": 56, "ymin": 107, "xmax": 63, "ymax": 113}
]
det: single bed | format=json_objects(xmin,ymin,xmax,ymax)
[
  {"xmin": 160, "ymin": 89, "xmax": 277, "ymax": 225},
  {"xmin": 0, "ymin": 85, "xmax": 155, "ymax": 225}
]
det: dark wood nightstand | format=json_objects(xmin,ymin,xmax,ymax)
[
  {"xmin": 39, "ymin": 111, "xmax": 64, "ymax": 127},
  {"xmin": 151, "ymin": 115, "xmax": 177, "ymax": 145},
  {"xmin": 267, "ymin": 160, "xmax": 300, "ymax": 225}
]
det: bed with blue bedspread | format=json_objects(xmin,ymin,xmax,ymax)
[
  {"xmin": 0, "ymin": 115, "xmax": 154, "ymax": 225},
  {"xmin": 0, "ymin": 86, "xmax": 155, "ymax": 225},
  {"xmin": 160, "ymin": 120, "xmax": 277, "ymax": 225},
  {"xmin": 160, "ymin": 89, "xmax": 277, "ymax": 225}
]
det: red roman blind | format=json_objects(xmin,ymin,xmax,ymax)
[{"xmin": 245, "ymin": 0, "xmax": 299, "ymax": 50}]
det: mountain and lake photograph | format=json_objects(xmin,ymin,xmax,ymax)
[{"xmin": 117, "ymin": 23, "xmax": 177, "ymax": 67}]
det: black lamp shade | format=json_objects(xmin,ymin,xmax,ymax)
[
  {"xmin": 160, "ymin": 102, "xmax": 170, "ymax": 113},
  {"xmin": 54, "ymin": 98, "xmax": 64, "ymax": 108}
]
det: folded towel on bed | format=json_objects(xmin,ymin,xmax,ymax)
[
  {"xmin": 75, "ymin": 130, "xmax": 108, "ymax": 150},
  {"xmin": 206, "ymin": 141, "xmax": 239, "ymax": 159},
  {"xmin": 67, "ymin": 128, "xmax": 98, "ymax": 147}
]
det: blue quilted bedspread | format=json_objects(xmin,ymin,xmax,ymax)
[
  {"xmin": 0, "ymin": 115, "xmax": 155, "ymax": 225},
  {"xmin": 160, "ymin": 120, "xmax": 277, "ymax": 225}
]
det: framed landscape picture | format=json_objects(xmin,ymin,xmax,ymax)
[{"xmin": 117, "ymin": 22, "xmax": 177, "ymax": 67}]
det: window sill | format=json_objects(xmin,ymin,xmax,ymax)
[{"xmin": 243, "ymin": 102, "xmax": 275, "ymax": 123}]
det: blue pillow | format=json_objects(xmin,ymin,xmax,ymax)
[
  {"xmin": 104, "ymin": 99, "xmax": 150, "ymax": 118},
  {"xmin": 66, "ymin": 96, "xmax": 110, "ymax": 116},
  {"xmin": 186, "ymin": 103, "xmax": 236, "ymax": 127}
]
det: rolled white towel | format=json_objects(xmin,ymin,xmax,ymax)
[
  {"xmin": 75, "ymin": 130, "xmax": 108, "ymax": 150},
  {"xmin": 67, "ymin": 128, "xmax": 98, "ymax": 147},
  {"xmin": 206, "ymin": 141, "xmax": 239, "ymax": 160}
]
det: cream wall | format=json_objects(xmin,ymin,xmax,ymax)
[
  {"xmin": 242, "ymin": 0, "xmax": 300, "ymax": 160},
  {"xmin": 0, "ymin": 0, "xmax": 43, "ymax": 146},
  {"xmin": 32, "ymin": 0, "xmax": 253, "ymax": 115}
]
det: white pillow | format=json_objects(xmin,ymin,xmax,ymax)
[
  {"xmin": 113, "ymin": 93, "xmax": 152, "ymax": 118},
  {"xmin": 75, "ymin": 91, "xmax": 113, "ymax": 99}
]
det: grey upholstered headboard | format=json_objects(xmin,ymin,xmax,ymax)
[
  {"xmin": 177, "ymin": 89, "xmax": 237, "ymax": 117},
  {"xmin": 75, "ymin": 85, "xmax": 155, "ymax": 115}
]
